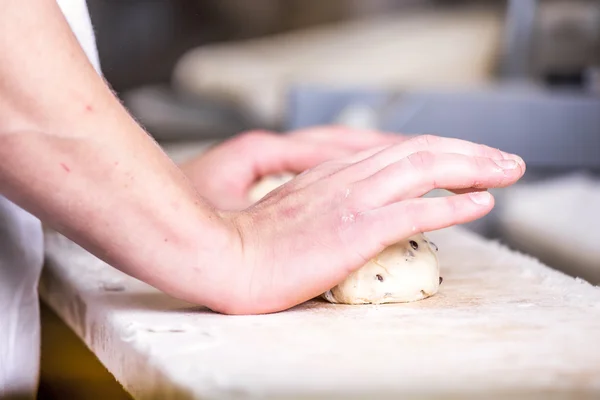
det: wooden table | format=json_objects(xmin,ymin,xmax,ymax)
[
  {"xmin": 40, "ymin": 226, "xmax": 600, "ymax": 400},
  {"xmin": 38, "ymin": 143, "xmax": 600, "ymax": 399}
]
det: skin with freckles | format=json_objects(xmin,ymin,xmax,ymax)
[{"xmin": 0, "ymin": 0, "xmax": 526, "ymax": 316}]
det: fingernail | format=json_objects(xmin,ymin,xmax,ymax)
[
  {"xmin": 515, "ymin": 155, "xmax": 526, "ymax": 167},
  {"xmin": 494, "ymin": 159, "xmax": 518, "ymax": 170},
  {"xmin": 469, "ymin": 191, "xmax": 492, "ymax": 205}
]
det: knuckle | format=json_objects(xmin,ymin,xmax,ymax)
[
  {"xmin": 406, "ymin": 151, "xmax": 436, "ymax": 170},
  {"xmin": 345, "ymin": 183, "xmax": 371, "ymax": 210}
]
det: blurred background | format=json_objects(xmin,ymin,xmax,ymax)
[
  {"xmin": 39, "ymin": 1, "xmax": 600, "ymax": 398},
  {"xmin": 87, "ymin": 0, "xmax": 598, "ymax": 136}
]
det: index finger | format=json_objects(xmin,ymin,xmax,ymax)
[{"xmin": 334, "ymin": 134, "xmax": 525, "ymax": 183}]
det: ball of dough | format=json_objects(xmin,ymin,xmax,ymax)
[
  {"xmin": 249, "ymin": 174, "xmax": 442, "ymax": 305},
  {"xmin": 321, "ymin": 234, "xmax": 440, "ymax": 304},
  {"xmin": 248, "ymin": 173, "xmax": 295, "ymax": 203}
]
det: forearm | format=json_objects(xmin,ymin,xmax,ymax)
[{"xmin": 0, "ymin": 0, "xmax": 230, "ymax": 306}]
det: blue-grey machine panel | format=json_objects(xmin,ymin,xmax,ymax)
[{"xmin": 286, "ymin": 86, "xmax": 600, "ymax": 172}]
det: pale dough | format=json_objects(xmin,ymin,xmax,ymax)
[
  {"xmin": 249, "ymin": 174, "xmax": 441, "ymax": 305},
  {"xmin": 248, "ymin": 173, "xmax": 296, "ymax": 203},
  {"xmin": 321, "ymin": 234, "xmax": 440, "ymax": 304}
]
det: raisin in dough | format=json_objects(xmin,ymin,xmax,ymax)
[{"xmin": 249, "ymin": 174, "xmax": 442, "ymax": 304}]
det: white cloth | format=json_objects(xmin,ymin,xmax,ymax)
[
  {"xmin": 56, "ymin": 0, "xmax": 102, "ymax": 74},
  {"xmin": 0, "ymin": 199, "xmax": 44, "ymax": 399},
  {"xmin": 0, "ymin": 1, "xmax": 101, "ymax": 397}
]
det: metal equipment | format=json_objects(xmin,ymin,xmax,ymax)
[{"xmin": 286, "ymin": 0, "xmax": 600, "ymax": 174}]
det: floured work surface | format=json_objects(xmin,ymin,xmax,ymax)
[
  {"xmin": 498, "ymin": 173, "xmax": 600, "ymax": 285},
  {"xmin": 39, "ymin": 226, "xmax": 600, "ymax": 400}
]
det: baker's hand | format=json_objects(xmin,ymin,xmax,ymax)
[
  {"xmin": 189, "ymin": 135, "xmax": 525, "ymax": 315},
  {"xmin": 179, "ymin": 126, "xmax": 406, "ymax": 210}
]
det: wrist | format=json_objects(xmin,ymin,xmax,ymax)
[
  {"xmin": 0, "ymin": 127, "xmax": 239, "ymax": 310},
  {"xmin": 139, "ymin": 206, "xmax": 240, "ymax": 309}
]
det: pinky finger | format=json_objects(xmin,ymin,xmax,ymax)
[{"xmin": 350, "ymin": 191, "xmax": 494, "ymax": 251}]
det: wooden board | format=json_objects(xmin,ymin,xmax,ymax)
[
  {"xmin": 498, "ymin": 173, "xmax": 600, "ymax": 285},
  {"xmin": 39, "ymin": 224, "xmax": 600, "ymax": 400}
]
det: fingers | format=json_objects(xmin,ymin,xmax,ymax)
[
  {"xmin": 237, "ymin": 128, "xmax": 401, "ymax": 193},
  {"xmin": 219, "ymin": 130, "xmax": 526, "ymax": 214},
  {"xmin": 349, "ymin": 152, "xmax": 522, "ymax": 208},
  {"xmin": 333, "ymin": 134, "xmax": 525, "ymax": 184},
  {"xmin": 284, "ymin": 144, "xmax": 393, "ymax": 190},
  {"xmin": 400, "ymin": 135, "xmax": 523, "ymax": 163},
  {"xmin": 289, "ymin": 129, "xmax": 522, "ymax": 170},
  {"xmin": 345, "ymin": 192, "xmax": 494, "ymax": 255}
]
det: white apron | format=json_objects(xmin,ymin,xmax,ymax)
[{"xmin": 0, "ymin": 1, "xmax": 101, "ymax": 397}]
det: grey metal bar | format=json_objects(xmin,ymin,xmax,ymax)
[{"xmin": 286, "ymin": 85, "xmax": 600, "ymax": 170}]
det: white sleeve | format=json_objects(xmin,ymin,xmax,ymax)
[
  {"xmin": 1, "ymin": 3, "xmax": 102, "ymax": 396},
  {"xmin": 55, "ymin": 0, "xmax": 102, "ymax": 74}
]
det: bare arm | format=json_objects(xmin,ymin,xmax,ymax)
[{"xmin": 0, "ymin": 0, "xmax": 230, "ymax": 306}]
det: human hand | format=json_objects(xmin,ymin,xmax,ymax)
[
  {"xmin": 179, "ymin": 126, "xmax": 407, "ymax": 210},
  {"xmin": 187, "ymin": 135, "xmax": 525, "ymax": 315}
]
